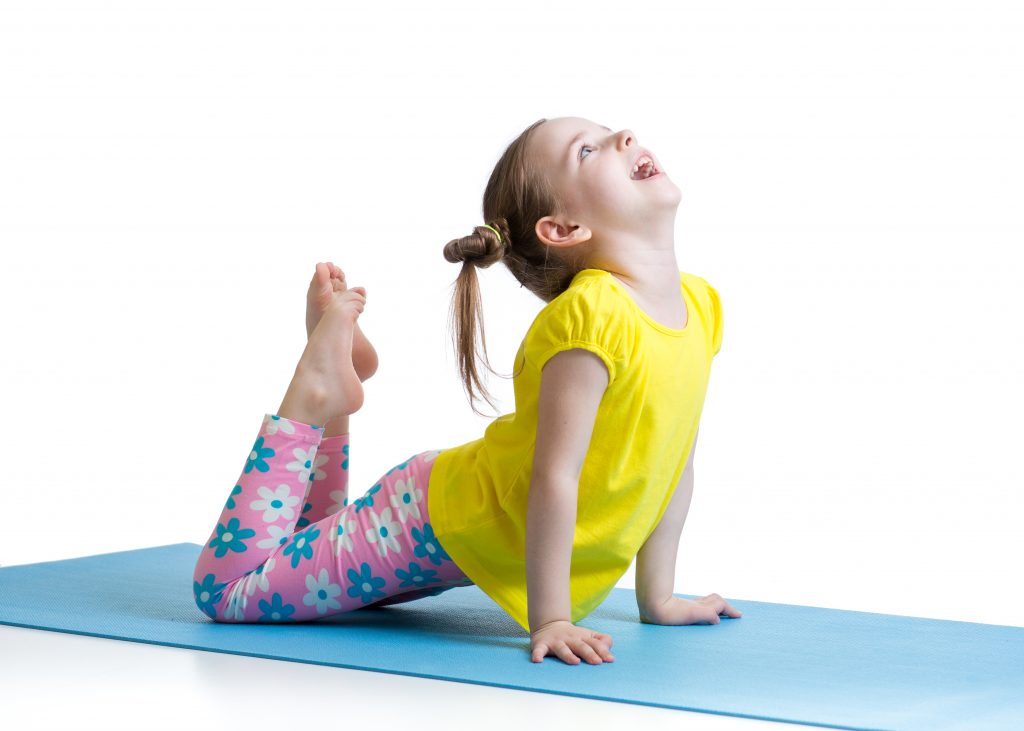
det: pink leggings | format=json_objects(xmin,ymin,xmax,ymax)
[{"xmin": 192, "ymin": 413, "xmax": 473, "ymax": 622}]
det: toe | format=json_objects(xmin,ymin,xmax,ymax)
[{"xmin": 312, "ymin": 263, "xmax": 335, "ymax": 297}]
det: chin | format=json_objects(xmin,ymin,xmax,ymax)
[
  {"xmin": 665, "ymin": 179, "xmax": 683, "ymax": 207},
  {"xmin": 653, "ymin": 177, "xmax": 682, "ymax": 208}
]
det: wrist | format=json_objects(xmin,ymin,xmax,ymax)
[
  {"xmin": 530, "ymin": 618, "xmax": 572, "ymax": 635},
  {"xmin": 639, "ymin": 596, "xmax": 677, "ymax": 625}
]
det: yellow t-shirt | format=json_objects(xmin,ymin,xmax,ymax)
[{"xmin": 427, "ymin": 268, "xmax": 723, "ymax": 633}]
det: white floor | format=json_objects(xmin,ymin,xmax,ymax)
[{"xmin": 0, "ymin": 623, "xmax": 809, "ymax": 730}]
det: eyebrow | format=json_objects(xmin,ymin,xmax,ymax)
[{"xmin": 567, "ymin": 125, "xmax": 613, "ymax": 166}]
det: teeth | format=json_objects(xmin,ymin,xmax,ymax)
[{"xmin": 631, "ymin": 155, "xmax": 655, "ymax": 177}]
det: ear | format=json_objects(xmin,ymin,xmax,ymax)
[{"xmin": 535, "ymin": 216, "xmax": 593, "ymax": 250}]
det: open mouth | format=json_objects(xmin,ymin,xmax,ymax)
[{"xmin": 630, "ymin": 154, "xmax": 661, "ymax": 180}]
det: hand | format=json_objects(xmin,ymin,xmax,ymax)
[
  {"xmin": 530, "ymin": 619, "xmax": 616, "ymax": 665},
  {"xmin": 642, "ymin": 594, "xmax": 743, "ymax": 626}
]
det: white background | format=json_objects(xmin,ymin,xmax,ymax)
[{"xmin": 1, "ymin": 1, "xmax": 1021, "ymax": 729}]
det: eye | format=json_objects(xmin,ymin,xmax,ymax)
[{"xmin": 579, "ymin": 144, "xmax": 594, "ymax": 161}]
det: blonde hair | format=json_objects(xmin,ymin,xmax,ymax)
[{"xmin": 442, "ymin": 118, "xmax": 587, "ymax": 417}]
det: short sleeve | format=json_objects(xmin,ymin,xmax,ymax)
[
  {"xmin": 705, "ymin": 281, "xmax": 723, "ymax": 356},
  {"xmin": 524, "ymin": 283, "xmax": 626, "ymax": 385}
]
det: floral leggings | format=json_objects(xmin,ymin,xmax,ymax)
[{"xmin": 192, "ymin": 413, "xmax": 473, "ymax": 622}]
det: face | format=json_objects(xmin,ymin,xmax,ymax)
[{"xmin": 527, "ymin": 116, "xmax": 681, "ymax": 257}]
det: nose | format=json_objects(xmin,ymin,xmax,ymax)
[{"xmin": 614, "ymin": 129, "xmax": 636, "ymax": 150}]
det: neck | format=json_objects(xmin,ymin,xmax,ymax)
[{"xmin": 584, "ymin": 226, "xmax": 681, "ymax": 298}]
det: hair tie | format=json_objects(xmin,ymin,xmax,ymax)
[{"xmin": 480, "ymin": 223, "xmax": 503, "ymax": 244}]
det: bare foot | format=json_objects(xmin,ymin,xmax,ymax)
[
  {"xmin": 306, "ymin": 262, "xmax": 379, "ymax": 381},
  {"xmin": 293, "ymin": 286, "xmax": 368, "ymax": 424}
]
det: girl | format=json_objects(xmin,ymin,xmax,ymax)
[{"xmin": 192, "ymin": 116, "xmax": 742, "ymax": 666}]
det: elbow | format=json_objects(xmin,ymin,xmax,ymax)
[
  {"xmin": 529, "ymin": 471, "xmax": 581, "ymax": 495},
  {"xmin": 526, "ymin": 475, "xmax": 581, "ymax": 523}
]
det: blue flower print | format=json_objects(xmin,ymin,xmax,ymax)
[
  {"xmin": 268, "ymin": 520, "xmax": 292, "ymax": 548},
  {"xmin": 245, "ymin": 436, "xmax": 275, "ymax": 474},
  {"xmin": 223, "ymin": 578, "xmax": 250, "ymax": 622},
  {"xmin": 249, "ymin": 485, "xmax": 301, "ymax": 523},
  {"xmin": 295, "ymin": 500, "xmax": 314, "ymax": 530},
  {"xmin": 411, "ymin": 523, "xmax": 452, "ymax": 567},
  {"xmin": 352, "ymin": 483, "xmax": 382, "ymax": 513},
  {"xmin": 341, "ymin": 443, "xmax": 349, "ymax": 470},
  {"xmin": 287, "ymin": 446, "xmax": 326, "ymax": 484},
  {"xmin": 209, "ymin": 517, "xmax": 257, "ymax": 558},
  {"xmin": 327, "ymin": 515, "xmax": 357, "ymax": 553},
  {"xmin": 258, "ymin": 593, "xmax": 296, "ymax": 622},
  {"xmin": 224, "ymin": 484, "xmax": 242, "ymax": 510},
  {"xmin": 366, "ymin": 507, "xmax": 403, "ymax": 558},
  {"xmin": 303, "ymin": 568, "xmax": 343, "ymax": 614},
  {"xmin": 194, "ymin": 573, "xmax": 228, "ymax": 619},
  {"xmin": 395, "ymin": 561, "xmax": 443, "ymax": 590},
  {"xmin": 282, "ymin": 525, "xmax": 321, "ymax": 569},
  {"xmin": 347, "ymin": 562, "xmax": 387, "ymax": 604},
  {"xmin": 384, "ymin": 456, "xmax": 414, "ymax": 477}
]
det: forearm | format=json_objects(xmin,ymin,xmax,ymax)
[
  {"xmin": 635, "ymin": 466, "xmax": 693, "ymax": 620},
  {"xmin": 635, "ymin": 531, "xmax": 678, "ymax": 619},
  {"xmin": 525, "ymin": 477, "xmax": 578, "ymax": 631}
]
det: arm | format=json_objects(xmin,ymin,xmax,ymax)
[
  {"xmin": 634, "ymin": 429, "xmax": 698, "ymax": 623},
  {"xmin": 526, "ymin": 348, "xmax": 609, "ymax": 633}
]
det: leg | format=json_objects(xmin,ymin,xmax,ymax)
[
  {"xmin": 193, "ymin": 281, "xmax": 368, "ymax": 620},
  {"xmin": 294, "ymin": 393, "xmax": 352, "ymax": 529},
  {"xmin": 193, "ymin": 416, "xmax": 473, "ymax": 622},
  {"xmin": 295, "ymin": 430, "xmax": 351, "ymax": 530},
  {"xmin": 192, "ymin": 411, "xmax": 328, "ymax": 621},
  {"xmin": 297, "ymin": 260, "xmax": 377, "ymax": 529},
  {"xmin": 288, "ymin": 416, "xmax": 469, "ymax": 605}
]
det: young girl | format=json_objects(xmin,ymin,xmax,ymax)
[{"xmin": 192, "ymin": 116, "xmax": 742, "ymax": 666}]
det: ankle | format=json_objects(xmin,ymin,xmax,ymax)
[
  {"xmin": 278, "ymin": 369, "xmax": 330, "ymax": 427},
  {"xmin": 322, "ymin": 413, "xmax": 350, "ymax": 438}
]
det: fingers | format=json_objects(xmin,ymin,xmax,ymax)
[
  {"xmin": 531, "ymin": 625, "xmax": 615, "ymax": 665},
  {"xmin": 708, "ymin": 593, "xmax": 742, "ymax": 618},
  {"xmin": 699, "ymin": 593, "xmax": 743, "ymax": 620},
  {"xmin": 531, "ymin": 643, "xmax": 546, "ymax": 663},
  {"xmin": 558, "ymin": 641, "xmax": 583, "ymax": 665},
  {"xmin": 532, "ymin": 640, "xmax": 614, "ymax": 665},
  {"xmin": 569, "ymin": 638, "xmax": 614, "ymax": 664},
  {"xmin": 575, "ymin": 641, "xmax": 603, "ymax": 664},
  {"xmin": 588, "ymin": 633, "xmax": 615, "ymax": 661}
]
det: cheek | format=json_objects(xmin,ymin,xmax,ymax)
[
  {"xmin": 592, "ymin": 170, "xmax": 629, "ymax": 203},
  {"xmin": 568, "ymin": 169, "xmax": 628, "ymax": 213}
]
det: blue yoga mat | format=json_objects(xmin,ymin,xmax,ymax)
[{"xmin": 0, "ymin": 543, "xmax": 1021, "ymax": 730}]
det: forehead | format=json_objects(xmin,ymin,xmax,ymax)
[{"xmin": 531, "ymin": 117, "xmax": 611, "ymax": 165}]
